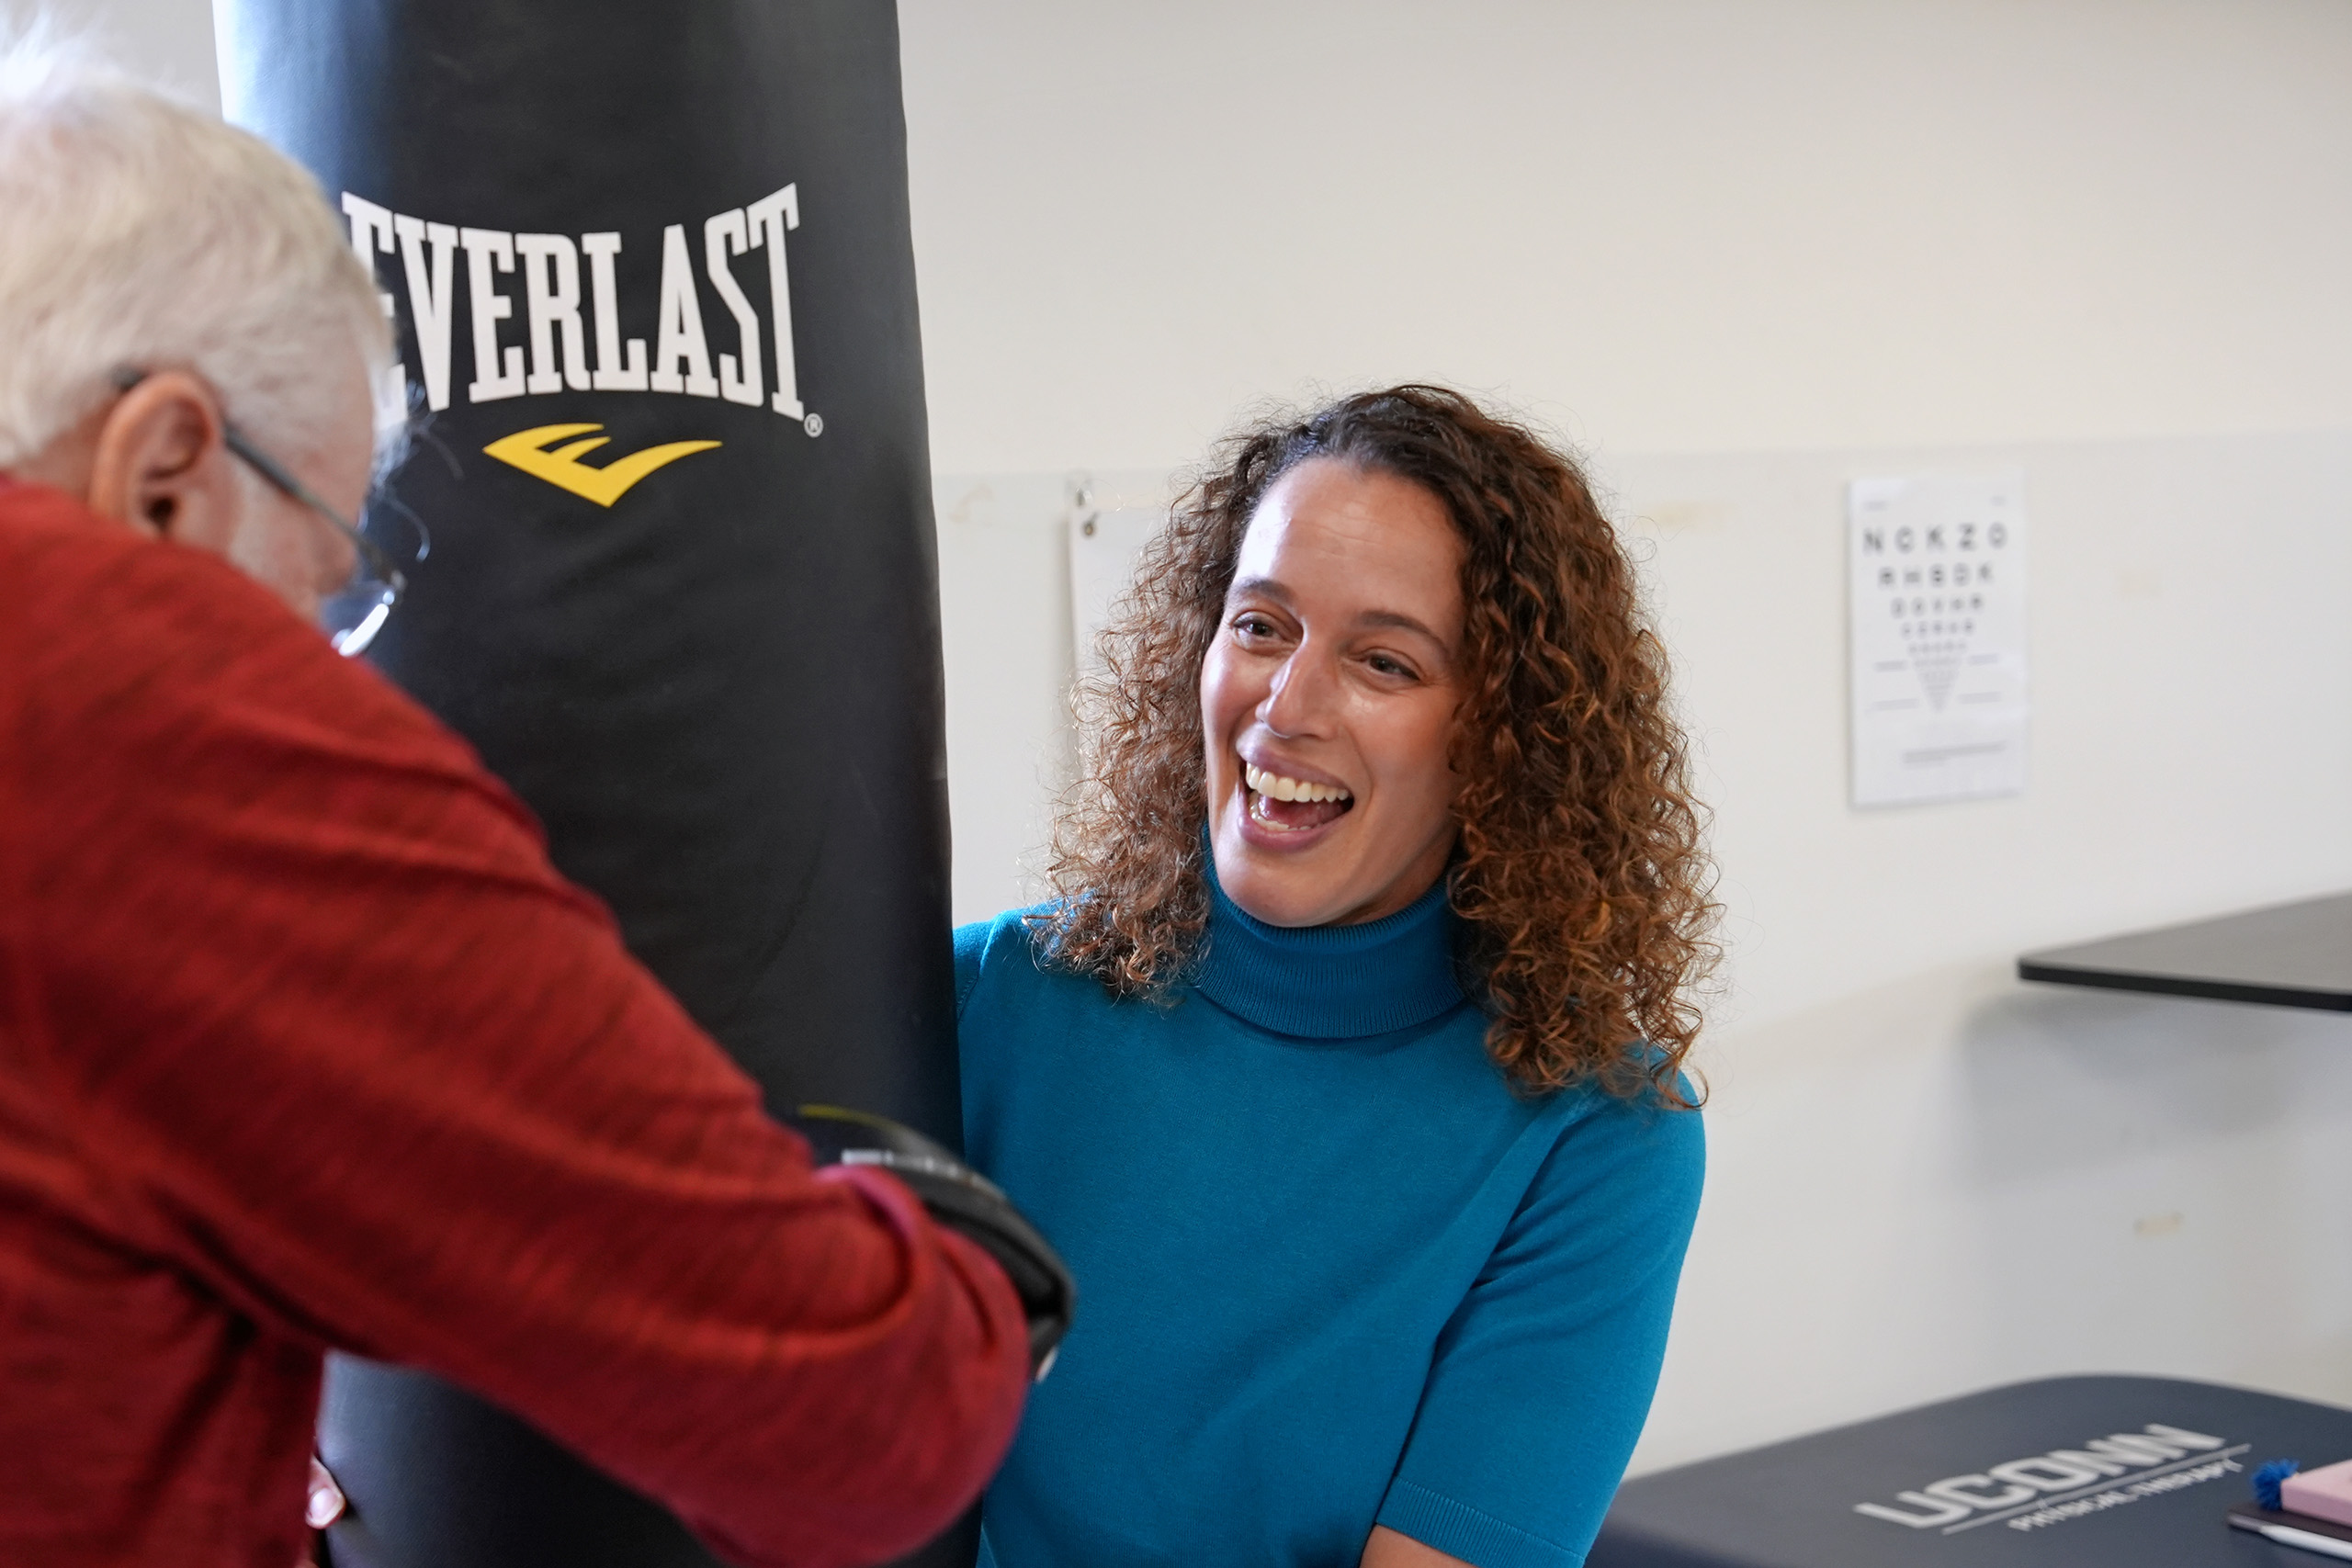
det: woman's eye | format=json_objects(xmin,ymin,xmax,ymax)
[
  {"xmin": 1234, "ymin": 615, "xmax": 1276, "ymax": 640},
  {"xmin": 1365, "ymin": 654, "xmax": 1416, "ymax": 681}
]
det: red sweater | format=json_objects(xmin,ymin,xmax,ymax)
[{"xmin": 0, "ymin": 479, "xmax": 1028, "ymax": 1567}]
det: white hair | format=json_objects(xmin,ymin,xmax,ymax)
[{"xmin": 0, "ymin": 27, "xmax": 393, "ymax": 471}]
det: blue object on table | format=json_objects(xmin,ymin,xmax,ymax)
[
  {"xmin": 1590, "ymin": 1375, "xmax": 2352, "ymax": 1566},
  {"xmin": 2256, "ymin": 1459, "xmax": 2303, "ymax": 1512}
]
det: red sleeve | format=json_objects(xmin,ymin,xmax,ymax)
[{"xmin": 0, "ymin": 491, "xmax": 1027, "ymax": 1568}]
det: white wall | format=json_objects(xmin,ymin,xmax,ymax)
[
  {"xmin": 901, "ymin": 0, "xmax": 2352, "ymax": 472},
  {"xmin": 1594, "ymin": 434, "xmax": 2352, "ymax": 1467},
  {"xmin": 4, "ymin": 0, "xmax": 217, "ymax": 108},
  {"xmin": 902, "ymin": 0, "xmax": 2352, "ymax": 1475},
  {"xmin": 35, "ymin": 0, "xmax": 2352, "ymax": 1480}
]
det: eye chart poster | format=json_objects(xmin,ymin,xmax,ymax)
[{"xmin": 1849, "ymin": 473, "xmax": 2029, "ymax": 807}]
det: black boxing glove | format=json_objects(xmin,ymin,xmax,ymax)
[{"xmin": 786, "ymin": 1105, "xmax": 1074, "ymax": 1382}]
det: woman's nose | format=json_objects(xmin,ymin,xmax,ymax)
[{"xmin": 1259, "ymin": 647, "xmax": 1337, "ymax": 738}]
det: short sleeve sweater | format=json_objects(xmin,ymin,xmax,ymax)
[{"xmin": 956, "ymin": 863, "xmax": 1705, "ymax": 1568}]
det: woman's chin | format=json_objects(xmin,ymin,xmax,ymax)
[
  {"xmin": 1218, "ymin": 870, "xmax": 1343, "ymax": 929},
  {"xmin": 1215, "ymin": 806, "xmax": 1356, "ymax": 928}
]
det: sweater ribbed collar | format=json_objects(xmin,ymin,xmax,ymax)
[{"xmin": 1191, "ymin": 855, "xmax": 1469, "ymax": 1039}]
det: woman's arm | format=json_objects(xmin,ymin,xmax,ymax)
[
  {"xmin": 1363, "ymin": 1524, "xmax": 1475, "ymax": 1567},
  {"xmin": 1370, "ymin": 1097, "xmax": 1705, "ymax": 1566}
]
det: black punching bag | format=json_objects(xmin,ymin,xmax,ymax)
[{"xmin": 217, "ymin": 5, "xmax": 971, "ymax": 1564}]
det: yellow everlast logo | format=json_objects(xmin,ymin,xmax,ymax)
[{"xmin": 484, "ymin": 423, "xmax": 721, "ymax": 506}]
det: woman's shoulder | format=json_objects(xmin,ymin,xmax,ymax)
[
  {"xmin": 1532, "ymin": 1066, "xmax": 1706, "ymax": 1208},
  {"xmin": 952, "ymin": 905, "xmax": 1037, "ymax": 963},
  {"xmin": 952, "ymin": 904, "xmax": 1058, "ymax": 1017}
]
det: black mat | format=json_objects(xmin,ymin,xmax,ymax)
[{"xmin": 1592, "ymin": 1375, "xmax": 2352, "ymax": 1567}]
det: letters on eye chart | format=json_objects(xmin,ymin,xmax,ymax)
[{"xmin": 1848, "ymin": 473, "xmax": 2030, "ymax": 808}]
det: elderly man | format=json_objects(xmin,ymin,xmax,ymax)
[{"xmin": 0, "ymin": 47, "xmax": 1038, "ymax": 1568}]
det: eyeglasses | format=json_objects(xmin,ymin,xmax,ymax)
[{"xmin": 109, "ymin": 368, "xmax": 422, "ymax": 658}]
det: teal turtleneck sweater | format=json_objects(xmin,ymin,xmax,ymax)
[{"xmin": 956, "ymin": 867, "xmax": 1703, "ymax": 1568}]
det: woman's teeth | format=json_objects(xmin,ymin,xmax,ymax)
[{"xmin": 1242, "ymin": 761, "xmax": 1351, "ymax": 804}]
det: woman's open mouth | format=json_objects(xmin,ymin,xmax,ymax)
[{"xmin": 1241, "ymin": 759, "xmax": 1354, "ymax": 833}]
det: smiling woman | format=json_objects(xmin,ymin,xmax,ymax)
[
  {"xmin": 1204, "ymin": 459, "xmax": 1468, "ymax": 931},
  {"xmin": 1042, "ymin": 384, "xmax": 1714, "ymax": 1100},
  {"xmin": 956, "ymin": 385, "xmax": 1717, "ymax": 1568}
]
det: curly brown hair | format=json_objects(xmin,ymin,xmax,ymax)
[{"xmin": 1031, "ymin": 386, "xmax": 1715, "ymax": 1104}]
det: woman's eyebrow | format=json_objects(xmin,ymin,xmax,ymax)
[
  {"xmin": 1356, "ymin": 608, "xmax": 1445, "ymax": 644},
  {"xmin": 1227, "ymin": 575, "xmax": 1290, "ymax": 605},
  {"xmin": 1231, "ymin": 577, "xmax": 1449, "ymax": 649}
]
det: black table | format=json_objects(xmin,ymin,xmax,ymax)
[
  {"xmin": 1591, "ymin": 1375, "xmax": 2352, "ymax": 1567},
  {"xmin": 2018, "ymin": 893, "xmax": 2352, "ymax": 1011}
]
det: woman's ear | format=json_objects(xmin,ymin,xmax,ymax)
[{"xmin": 85, "ymin": 371, "xmax": 239, "ymax": 546}]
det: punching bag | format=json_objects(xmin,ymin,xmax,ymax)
[{"xmin": 217, "ymin": 5, "xmax": 971, "ymax": 1563}]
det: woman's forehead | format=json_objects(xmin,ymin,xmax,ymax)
[{"xmin": 1234, "ymin": 460, "xmax": 1464, "ymax": 628}]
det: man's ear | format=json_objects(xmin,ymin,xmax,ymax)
[{"xmin": 84, "ymin": 371, "xmax": 241, "ymax": 546}]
